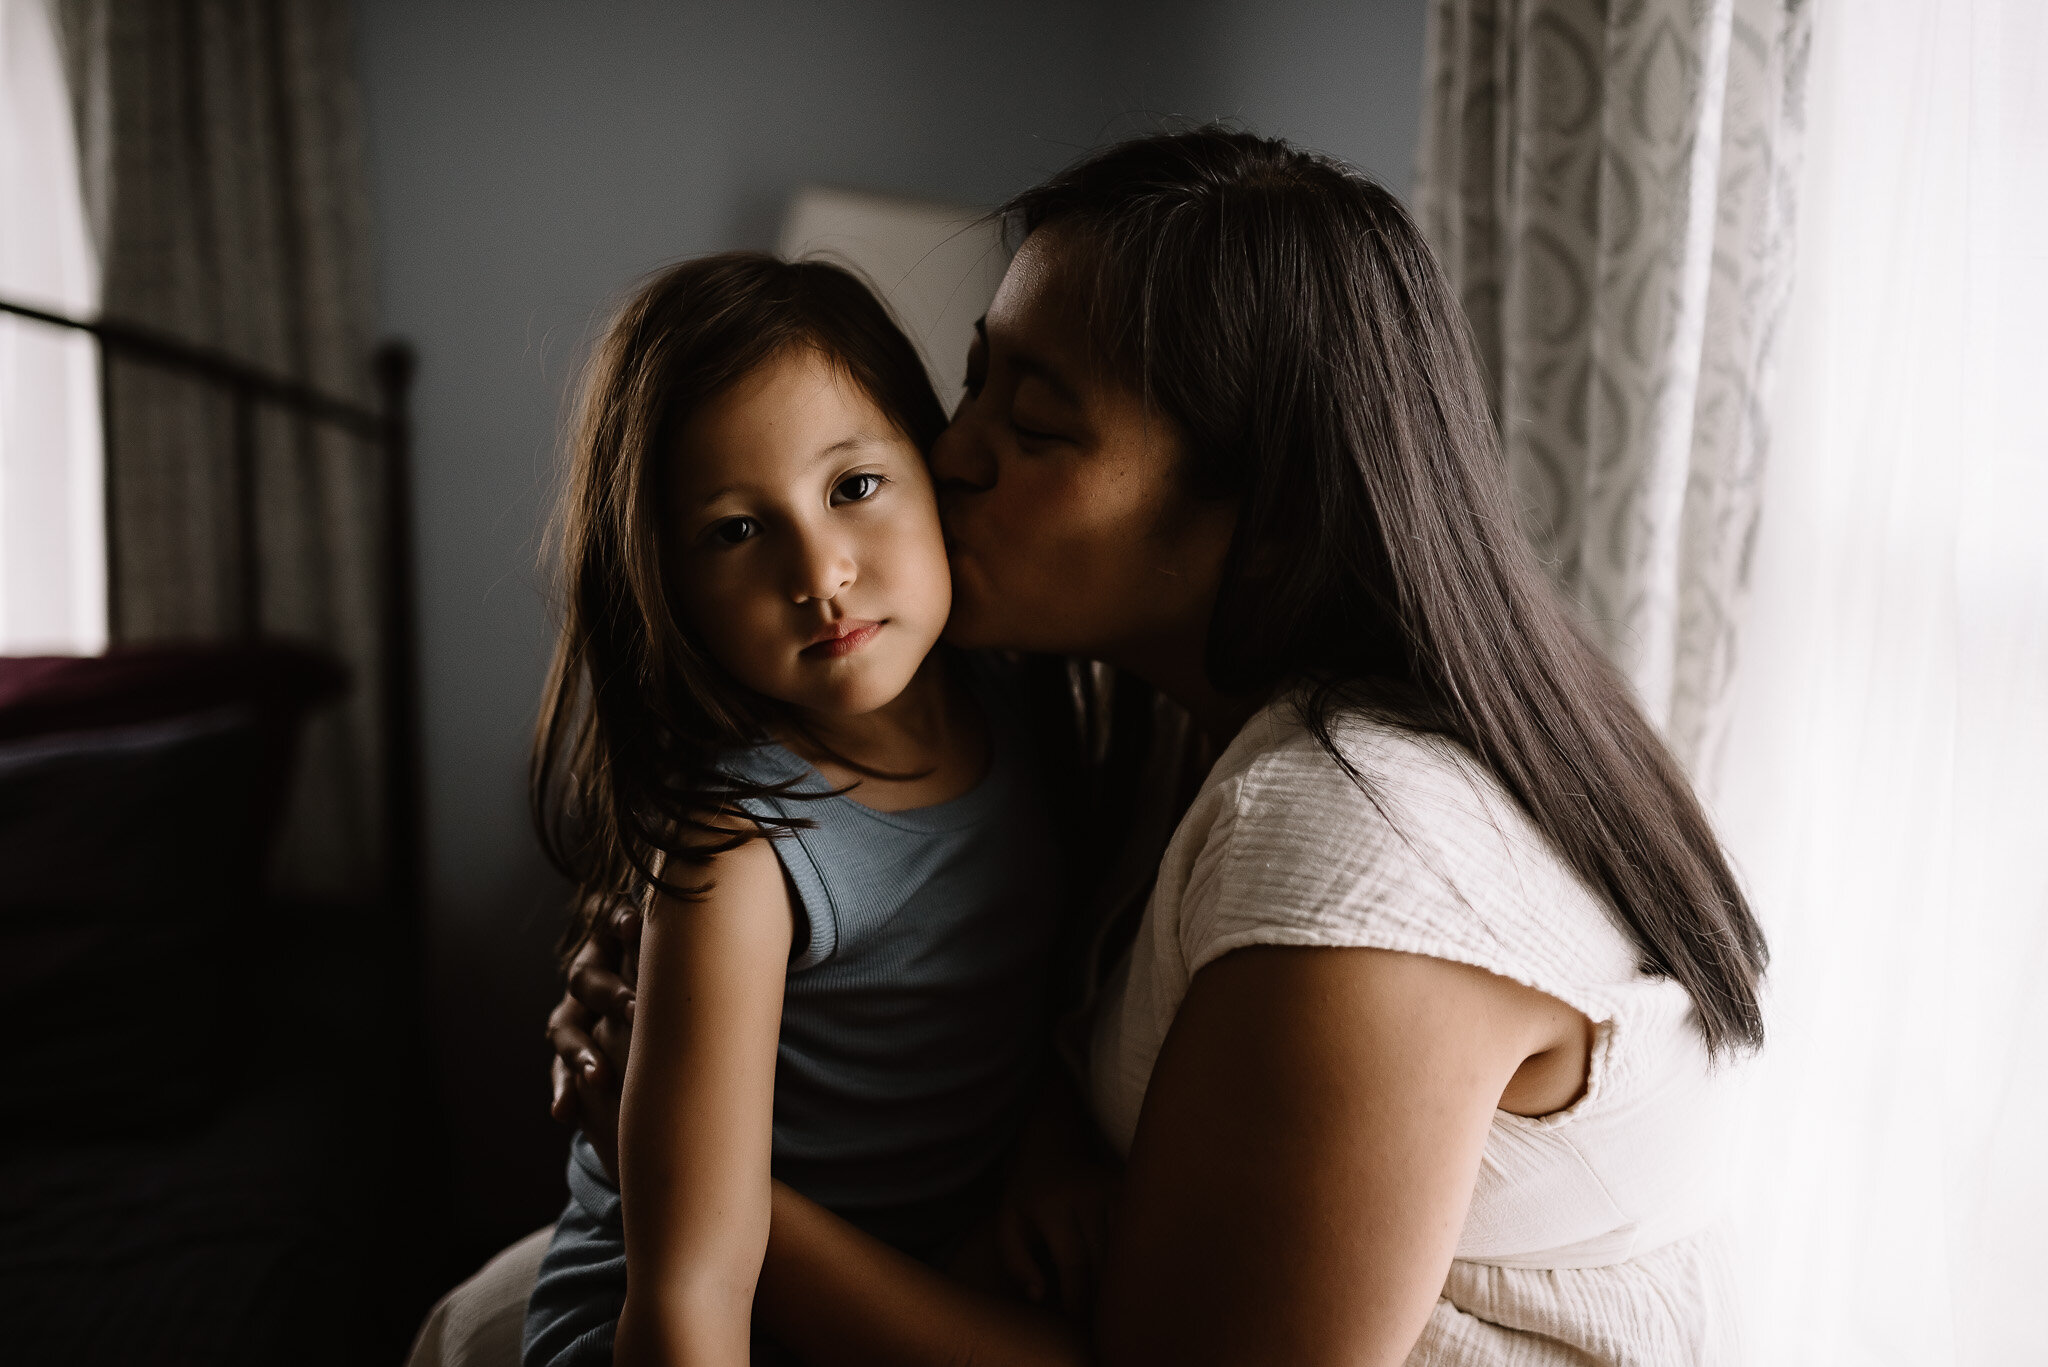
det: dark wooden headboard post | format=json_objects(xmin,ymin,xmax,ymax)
[{"xmin": 373, "ymin": 341, "xmax": 424, "ymax": 921}]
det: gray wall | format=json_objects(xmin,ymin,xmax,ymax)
[
  {"xmin": 1113, "ymin": 0, "xmax": 1431, "ymax": 187},
  {"xmin": 353, "ymin": 0, "xmax": 1426, "ymax": 1250}
]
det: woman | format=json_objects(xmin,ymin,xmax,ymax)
[{"xmin": 504, "ymin": 126, "xmax": 1767, "ymax": 1367}]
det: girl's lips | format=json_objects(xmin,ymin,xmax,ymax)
[{"xmin": 801, "ymin": 620, "xmax": 883, "ymax": 660}]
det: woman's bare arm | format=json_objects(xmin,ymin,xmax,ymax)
[
  {"xmin": 614, "ymin": 838, "xmax": 792, "ymax": 1367},
  {"xmin": 747, "ymin": 945, "xmax": 1575, "ymax": 1367},
  {"xmin": 1094, "ymin": 944, "xmax": 1569, "ymax": 1366}
]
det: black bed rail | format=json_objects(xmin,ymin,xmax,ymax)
[{"xmin": 0, "ymin": 293, "xmax": 423, "ymax": 917}]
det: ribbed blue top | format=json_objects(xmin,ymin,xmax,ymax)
[
  {"xmin": 722, "ymin": 658, "xmax": 1066, "ymax": 1250},
  {"xmin": 525, "ymin": 660, "xmax": 1066, "ymax": 1365}
]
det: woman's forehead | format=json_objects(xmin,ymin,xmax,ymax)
[
  {"xmin": 987, "ymin": 230, "xmax": 1065, "ymax": 322},
  {"xmin": 984, "ymin": 230, "xmax": 1105, "ymax": 387}
]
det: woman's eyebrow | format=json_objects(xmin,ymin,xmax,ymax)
[
  {"xmin": 976, "ymin": 317, "xmax": 1083, "ymax": 409},
  {"xmin": 1012, "ymin": 358, "xmax": 1082, "ymax": 409}
]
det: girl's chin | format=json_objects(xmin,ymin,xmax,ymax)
[{"xmin": 784, "ymin": 655, "xmax": 931, "ymax": 718}]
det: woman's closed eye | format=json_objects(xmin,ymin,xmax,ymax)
[
  {"xmin": 1009, "ymin": 378, "xmax": 1074, "ymax": 447},
  {"xmin": 830, "ymin": 472, "xmax": 888, "ymax": 505},
  {"xmin": 1009, "ymin": 413, "xmax": 1066, "ymax": 446}
]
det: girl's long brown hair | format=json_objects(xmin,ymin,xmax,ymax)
[
  {"xmin": 1010, "ymin": 129, "xmax": 1769, "ymax": 1056},
  {"xmin": 531, "ymin": 253, "xmax": 945, "ymax": 958}
]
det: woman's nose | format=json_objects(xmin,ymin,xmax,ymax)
[{"xmin": 928, "ymin": 415, "xmax": 996, "ymax": 494}]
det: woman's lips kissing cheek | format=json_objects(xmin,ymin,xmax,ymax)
[{"xmin": 801, "ymin": 619, "xmax": 883, "ymax": 660}]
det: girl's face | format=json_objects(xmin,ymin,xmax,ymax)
[
  {"xmin": 930, "ymin": 230, "xmax": 1235, "ymax": 665},
  {"xmin": 666, "ymin": 346, "xmax": 950, "ymax": 718}
]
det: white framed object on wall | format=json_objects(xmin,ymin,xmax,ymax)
[{"xmin": 778, "ymin": 186, "xmax": 1009, "ymax": 404}]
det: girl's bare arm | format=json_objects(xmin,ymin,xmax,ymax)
[
  {"xmin": 755, "ymin": 1183, "xmax": 1087, "ymax": 1367},
  {"xmin": 614, "ymin": 837, "xmax": 792, "ymax": 1367}
]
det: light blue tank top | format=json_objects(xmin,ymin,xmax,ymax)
[
  {"xmin": 524, "ymin": 659, "xmax": 1068, "ymax": 1366},
  {"xmin": 720, "ymin": 658, "xmax": 1067, "ymax": 1249}
]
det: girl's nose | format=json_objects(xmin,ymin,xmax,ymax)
[{"xmin": 788, "ymin": 533, "xmax": 857, "ymax": 604}]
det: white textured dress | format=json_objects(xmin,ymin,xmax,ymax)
[{"xmin": 1089, "ymin": 698, "xmax": 1744, "ymax": 1365}]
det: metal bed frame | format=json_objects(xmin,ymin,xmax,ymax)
[{"xmin": 0, "ymin": 293, "xmax": 422, "ymax": 915}]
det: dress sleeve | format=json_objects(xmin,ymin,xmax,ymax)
[{"xmin": 1176, "ymin": 725, "xmax": 1580, "ymax": 1005}]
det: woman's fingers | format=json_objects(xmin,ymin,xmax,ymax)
[
  {"xmin": 549, "ymin": 1053, "xmax": 581, "ymax": 1124},
  {"xmin": 1056, "ymin": 1186, "xmax": 1114, "ymax": 1318},
  {"xmin": 609, "ymin": 898, "xmax": 644, "ymax": 950},
  {"xmin": 993, "ymin": 1170, "xmax": 1119, "ymax": 1313},
  {"xmin": 546, "ymin": 902, "xmax": 642, "ymax": 1136},
  {"xmin": 547, "ymin": 992, "xmax": 609, "ymax": 1087},
  {"xmin": 996, "ymin": 1204, "xmax": 1051, "ymax": 1303},
  {"xmin": 567, "ymin": 940, "xmax": 636, "ymax": 1023},
  {"xmin": 1038, "ymin": 1193, "xmax": 1089, "ymax": 1315},
  {"xmin": 1024, "ymin": 1169, "xmax": 1121, "ymax": 1317},
  {"xmin": 547, "ymin": 992, "xmax": 622, "ymax": 1179},
  {"xmin": 592, "ymin": 1010, "xmax": 632, "ymax": 1078}
]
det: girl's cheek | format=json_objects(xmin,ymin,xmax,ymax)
[
  {"xmin": 920, "ymin": 512, "xmax": 955, "ymax": 592},
  {"xmin": 688, "ymin": 557, "xmax": 749, "ymax": 605},
  {"xmin": 674, "ymin": 568, "xmax": 755, "ymax": 646}
]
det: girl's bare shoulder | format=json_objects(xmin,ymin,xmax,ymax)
[{"xmin": 644, "ymin": 820, "xmax": 789, "ymax": 924}]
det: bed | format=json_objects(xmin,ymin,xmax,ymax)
[{"xmin": 0, "ymin": 294, "xmax": 439, "ymax": 1363}]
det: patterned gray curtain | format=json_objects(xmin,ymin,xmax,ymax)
[
  {"xmin": 55, "ymin": 0, "xmax": 385, "ymax": 901},
  {"xmin": 1415, "ymin": 0, "xmax": 1810, "ymax": 778}
]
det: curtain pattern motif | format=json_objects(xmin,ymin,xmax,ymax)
[
  {"xmin": 54, "ymin": 0, "xmax": 384, "ymax": 901},
  {"xmin": 1416, "ymin": 0, "xmax": 1809, "ymax": 777}
]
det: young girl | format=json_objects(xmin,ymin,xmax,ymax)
[{"xmin": 521, "ymin": 254, "xmax": 1069, "ymax": 1367}]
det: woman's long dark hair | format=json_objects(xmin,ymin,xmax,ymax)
[
  {"xmin": 531, "ymin": 253, "xmax": 946, "ymax": 959},
  {"xmin": 1010, "ymin": 128, "xmax": 1768, "ymax": 1055}
]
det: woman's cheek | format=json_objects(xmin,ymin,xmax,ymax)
[{"xmin": 1021, "ymin": 465, "xmax": 1120, "ymax": 582}]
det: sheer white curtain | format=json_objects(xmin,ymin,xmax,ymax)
[
  {"xmin": 1714, "ymin": 1, "xmax": 2048, "ymax": 1362},
  {"xmin": 0, "ymin": 0, "xmax": 102, "ymax": 654}
]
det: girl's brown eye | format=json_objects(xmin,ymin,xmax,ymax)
[
  {"xmin": 831, "ymin": 473, "xmax": 885, "ymax": 505},
  {"xmin": 709, "ymin": 516, "xmax": 759, "ymax": 547}
]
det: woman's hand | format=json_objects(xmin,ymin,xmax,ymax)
[
  {"xmin": 990, "ymin": 1077, "xmax": 1123, "ymax": 1318},
  {"xmin": 547, "ymin": 898, "xmax": 643, "ymax": 1179},
  {"xmin": 995, "ymin": 1157, "xmax": 1120, "ymax": 1319}
]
